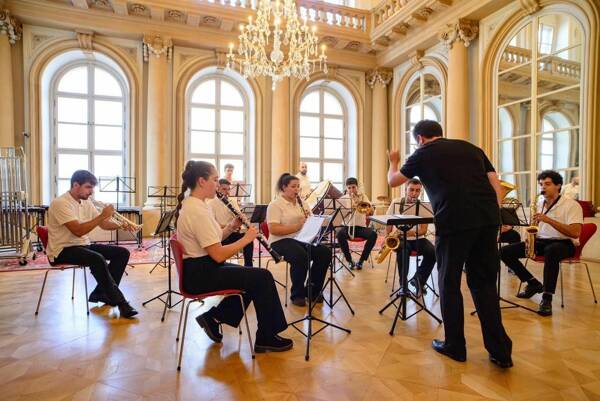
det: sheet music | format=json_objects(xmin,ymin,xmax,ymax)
[{"xmin": 295, "ymin": 216, "xmax": 327, "ymax": 244}]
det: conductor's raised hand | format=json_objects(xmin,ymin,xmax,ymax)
[{"xmin": 387, "ymin": 149, "xmax": 401, "ymax": 165}]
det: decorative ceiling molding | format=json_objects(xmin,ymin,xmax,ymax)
[
  {"xmin": 367, "ymin": 68, "xmax": 393, "ymax": 88},
  {"xmin": 0, "ymin": 9, "xmax": 22, "ymax": 44},
  {"xmin": 143, "ymin": 34, "xmax": 173, "ymax": 61},
  {"xmin": 439, "ymin": 18, "xmax": 479, "ymax": 50},
  {"xmin": 409, "ymin": 49, "xmax": 425, "ymax": 69}
]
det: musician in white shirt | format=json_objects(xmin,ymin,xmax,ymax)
[
  {"xmin": 208, "ymin": 178, "xmax": 254, "ymax": 266},
  {"xmin": 501, "ymin": 170, "xmax": 583, "ymax": 316},
  {"xmin": 296, "ymin": 162, "xmax": 312, "ymax": 198}
]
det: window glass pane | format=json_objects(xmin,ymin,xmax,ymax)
[
  {"xmin": 500, "ymin": 23, "xmax": 532, "ymax": 72},
  {"xmin": 499, "ymin": 140, "xmax": 514, "ymax": 172},
  {"xmin": 191, "ymin": 108, "xmax": 215, "ymax": 131},
  {"xmin": 300, "ymin": 91, "xmax": 319, "ymax": 113},
  {"xmin": 405, "ymin": 78, "xmax": 421, "ymax": 107},
  {"xmin": 220, "ymin": 81, "xmax": 244, "ymax": 107},
  {"xmin": 300, "ymin": 116, "xmax": 319, "ymax": 137},
  {"xmin": 324, "ymin": 139, "xmax": 343, "ymax": 159},
  {"xmin": 58, "ymin": 153, "xmax": 89, "ymax": 178},
  {"xmin": 219, "ymin": 159, "xmax": 244, "ymax": 182},
  {"xmin": 537, "ymin": 45, "xmax": 581, "ymax": 95},
  {"xmin": 58, "ymin": 66, "xmax": 88, "ymax": 94},
  {"xmin": 193, "ymin": 157, "xmax": 216, "ymax": 166},
  {"xmin": 192, "ymin": 80, "xmax": 216, "ymax": 104},
  {"xmin": 190, "ymin": 131, "xmax": 215, "ymax": 154},
  {"xmin": 324, "ymin": 118, "xmax": 343, "ymax": 138},
  {"xmin": 94, "ymin": 155, "xmax": 123, "ymax": 178},
  {"xmin": 57, "ymin": 97, "xmax": 87, "ymax": 123},
  {"xmin": 220, "ymin": 133, "xmax": 244, "ymax": 155},
  {"xmin": 498, "ymin": 108, "xmax": 513, "ymax": 138},
  {"xmin": 499, "ymin": 137, "xmax": 530, "ymax": 173},
  {"xmin": 57, "ymin": 123, "xmax": 87, "ymax": 149},
  {"xmin": 323, "ymin": 92, "xmax": 343, "ymax": 115},
  {"xmin": 95, "ymin": 100, "xmax": 123, "ymax": 125},
  {"xmin": 94, "ymin": 67, "xmax": 122, "ymax": 97},
  {"xmin": 323, "ymin": 162, "xmax": 343, "ymax": 183},
  {"xmin": 220, "ymin": 110, "xmax": 244, "ymax": 132},
  {"xmin": 423, "ymin": 105, "xmax": 437, "ymax": 121},
  {"xmin": 300, "ymin": 137, "xmax": 320, "ymax": 158},
  {"xmin": 94, "ymin": 126, "xmax": 123, "ymax": 151},
  {"xmin": 304, "ymin": 161, "xmax": 321, "ymax": 183},
  {"xmin": 57, "ymin": 179, "xmax": 71, "ymax": 196}
]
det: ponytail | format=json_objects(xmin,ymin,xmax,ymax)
[{"xmin": 174, "ymin": 160, "xmax": 215, "ymax": 226}]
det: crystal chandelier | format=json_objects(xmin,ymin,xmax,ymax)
[{"xmin": 226, "ymin": 0, "xmax": 328, "ymax": 90}]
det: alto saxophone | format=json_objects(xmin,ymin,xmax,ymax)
[
  {"xmin": 375, "ymin": 230, "xmax": 402, "ymax": 264},
  {"xmin": 525, "ymin": 198, "xmax": 539, "ymax": 259}
]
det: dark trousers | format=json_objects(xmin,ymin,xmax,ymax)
[
  {"xmin": 271, "ymin": 238, "xmax": 331, "ymax": 301},
  {"xmin": 222, "ymin": 232, "xmax": 254, "ymax": 267},
  {"xmin": 394, "ymin": 238, "xmax": 436, "ymax": 283},
  {"xmin": 54, "ymin": 244, "xmax": 130, "ymax": 305},
  {"xmin": 500, "ymin": 239, "xmax": 575, "ymax": 293},
  {"xmin": 436, "ymin": 225, "xmax": 511, "ymax": 360},
  {"xmin": 183, "ymin": 257, "xmax": 287, "ymax": 337},
  {"xmin": 336, "ymin": 226, "xmax": 377, "ymax": 263},
  {"xmin": 499, "ymin": 229, "xmax": 521, "ymax": 244}
]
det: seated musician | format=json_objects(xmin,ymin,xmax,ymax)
[
  {"xmin": 336, "ymin": 177, "xmax": 377, "ymax": 270},
  {"xmin": 499, "ymin": 225, "xmax": 521, "ymax": 244},
  {"xmin": 500, "ymin": 170, "xmax": 583, "ymax": 316},
  {"xmin": 267, "ymin": 173, "xmax": 332, "ymax": 307},
  {"xmin": 386, "ymin": 178, "xmax": 436, "ymax": 297},
  {"xmin": 208, "ymin": 179, "xmax": 254, "ymax": 267},
  {"xmin": 176, "ymin": 161, "xmax": 292, "ymax": 352},
  {"xmin": 46, "ymin": 170, "xmax": 138, "ymax": 318}
]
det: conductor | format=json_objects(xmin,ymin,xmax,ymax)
[{"xmin": 387, "ymin": 120, "xmax": 513, "ymax": 368}]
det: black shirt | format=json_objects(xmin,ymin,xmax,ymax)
[{"xmin": 400, "ymin": 138, "xmax": 500, "ymax": 235}]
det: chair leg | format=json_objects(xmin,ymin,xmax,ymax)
[
  {"xmin": 71, "ymin": 268, "xmax": 76, "ymax": 300},
  {"xmin": 35, "ymin": 270, "xmax": 50, "ymax": 315},
  {"xmin": 583, "ymin": 262, "xmax": 598, "ymax": 304},
  {"xmin": 176, "ymin": 299, "xmax": 186, "ymax": 342},
  {"xmin": 285, "ymin": 263, "xmax": 289, "ymax": 307},
  {"xmin": 177, "ymin": 300, "xmax": 194, "ymax": 371},
  {"xmin": 559, "ymin": 264, "xmax": 564, "ymax": 308},
  {"xmin": 83, "ymin": 267, "xmax": 89, "ymax": 315},
  {"xmin": 238, "ymin": 294, "xmax": 255, "ymax": 359}
]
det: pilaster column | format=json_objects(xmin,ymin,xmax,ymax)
[
  {"xmin": 439, "ymin": 19, "xmax": 478, "ymax": 141},
  {"xmin": 0, "ymin": 10, "xmax": 22, "ymax": 148},
  {"xmin": 367, "ymin": 68, "xmax": 392, "ymax": 200},
  {"xmin": 271, "ymin": 77, "xmax": 290, "ymax": 195},
  {"xmin": 143, "ymin": 34, "xmax": 172, "ymax": 206}
]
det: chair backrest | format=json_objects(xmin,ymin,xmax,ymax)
[
  {"xmin": 37, "ymin": 226, "xmax": 49, "ymax": 250},
  {"xmin": 573, "ymin": 223, "xmax": 597, "ymax": 259},
  {"xmin": 260, "ymin": 222, "xmax": 270, "ymax": 239},
  {"xmin": 577, "ymin": 200, "xmax": 595, "ymax": 218},
  {"xmin": 169, "ymin": 236, "xmax": 187, "ymax": 296}
]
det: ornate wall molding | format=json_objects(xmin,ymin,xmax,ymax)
[
  {"xmin": 76, "ymin": 30, "xmax": 94, "ymax": 52},
  {"xmin": 143, "ymin": 34, "xmax": 173, "ymax": 62},
  {"xmin": 519, "ymin": 0, "xmax": 540, "ymax": 15},
  {"xmin": 408, "ymin": 49, "xmax": 425, "ymax": 69},
  {"xmin": 367, "ymin": 68, "xmax": 393, "ymax": 88},
  {"xmin": 0, "ymin": 9, "xmax": 22, "ymax": 45},
  {"xmin": 439, "ymin": 18, "xmax": 479, "ymax": 50}
]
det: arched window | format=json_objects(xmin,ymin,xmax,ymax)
[
  {"xmin": 51, "ymin": 61, "xmax": 128, "ymax": 204},
  {"xmin": 186, "ymin": 73, "xmax": 250, "ymax": 184},
  {"xmin": 402, "ymin": 72, "xmax": 442, "ymax": 160},
  {"xmin": 299, "ymin": 83, "xmax": 354, "ymax": 191},
  {"xmin": 496, "ymin": 10, "xmax": 583, "ymax": 204}
]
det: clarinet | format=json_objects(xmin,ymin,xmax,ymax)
[
  {"xmin": 296, "ymin": 194, "xmax": 309, "ymax": 218},
  {"xmin": 216, "ymin": 192, "xmax": 283, "ymax": 263}
]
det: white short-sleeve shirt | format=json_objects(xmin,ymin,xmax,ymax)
[
  {"xmin": 177, "ymin": 196, "xmax": 223, "ymax": 258},
  {"xmin": 296, "ymin": 173, "xmax": 312, "ymax": 198},
  {"xmin": 537, "ymin": 196, "xmax": 583, "ymax": 245},
  {"xmin": 266, "ymin": 195, "xmax": 310, "ymax": 244},
  {"xmin": 47, "ymin": 192, "xmax": 100, "ymax": 261},
  {"xmin": 207, "ymin": 197, "xmax": 238, "ymax": 228},
  {"xmin": 338, "ymin": 193, "xmax": 370, "ymax": 227}
]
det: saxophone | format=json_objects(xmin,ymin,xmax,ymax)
[
  {"xmin": 525, "ymin": 197, "xmax": 539, "ymax": 259},
  {"xmin": 375, "ymin": 230, "xmax": 402, "ymax": 264}
]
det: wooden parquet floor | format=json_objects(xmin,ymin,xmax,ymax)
[{"xmin": 2, "ymin": 257, "xmax": 600, "ymax": 401}]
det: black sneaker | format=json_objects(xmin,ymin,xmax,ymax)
[
  {"xmin": 348, "ymin": 262, "xmax": 355, "ymax": 270},
  {"xmin": 117, "ymin": 302, "xmax": 138, "ymax": 319},
  {"xmin": 408, "ymin": 277, "xmax": 423, "ymax": 298},
  {"xmin": 291, "ymin": 297, "xmax": 306, "ymax": 307},
  {"xmin": 89, "ymin": 293, "xmax": 114, "ymax": 306},
  {"xmin": 489, "ymin": 355, "xmax": 513, "ymax": 368},
  {"xmin": 311, "ymin": 294, "xmax": 324, "ymax": 304},
  {"xmin": 537, "ymin": 298, "xmax": 553, "ymax": 316},
  {"xmin": 195, "ymin": 312, "xmax": 223, "ymax": 343},
  {"xmin": 516, "ymin": 281, "xmax": 543, "ymax": 299},
  {"xmin": 255, "ymin": 335, "xmax": 293, "ymax": 353},
  {"xmin": 356, "ymin": 261, "xmax": 363, "ymax": 270}
]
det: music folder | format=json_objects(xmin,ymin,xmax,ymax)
[{"xmin": 295, "ymin": 215, "xmax": 330, "ymax": 245}]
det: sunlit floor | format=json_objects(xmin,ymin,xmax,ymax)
[{"xmin": 1, "ymin": 255, "xmax": 600, "ymax": 401}]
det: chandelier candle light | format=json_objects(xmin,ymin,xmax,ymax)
[{"xmin": 226, "ymin": 0, "xmax": 328, "ymax": 90}]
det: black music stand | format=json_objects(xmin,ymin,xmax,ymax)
[
  {"xmin": 241, "ymin": 204, "xmax": 268, "ymax": 268},
  {"xmin": 146, "ymin": 186, "xmax": 178, "ymax": 252},
  {"xmin": 323, "ymin": 197, "xmax": 355, "ymax": 277},
  {"xmin": 98, "ymin": 176, "xmax": 136, "ymax": 246},
  {"xmin": 288, "ymin": 215, "xmax": 351, "ymax": 361},
  {"xmin": 228, "ymin": 183, "xmax": 252, "ymax": 200},
  {"xmin": 142, "ymin": 209, "xmax": 182, "ymax": 321},
  {"xmin": 373, "ymin": 215, "xmax": 442, "ymax": 335}
]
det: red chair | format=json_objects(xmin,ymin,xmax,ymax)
[
  {"xmin": 261, "ymin": 222, "xmax": 291, "ymax": 306},
  {"xmin": 348, "ymin": 237, "xmax": 375, "ymax": 268},
  {"xmin": 35, "ymin": 226, "xmax": 89, "ymax": 316},
  {"xmin": 170, "ymin": 237, "xmax": 254, "ymax": 370},
  {"xmin": 521, "ymin": 223, "xmax": 597, "ymax": 307}
]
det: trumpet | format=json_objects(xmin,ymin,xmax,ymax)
[
  {"xmin": 525, "ymin": 196, "xmax": 539, "ymax": 259},
  {"xmin": 216, "ymin": 192, "xmax": 283, "ymax": 263},
  {"xmin": 375, "ymin": 230, "xmax": 402, "ymax": 264},
  {"xmin": 92, "ymin": 200, "xmax": 143, "ymax": 232}
]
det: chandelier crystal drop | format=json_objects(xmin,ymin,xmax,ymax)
[{"xmin": 226, "ymin": 0, "xmax": 328, "ymax": 90}]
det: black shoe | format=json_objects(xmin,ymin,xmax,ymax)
[
  {"xmin": 537, "ymin": 298, "xmax": 553, "ymax": 316},
  {"xmin": 195, "ymin": 312, "xmax": 223, "ymax": 343},
  {"xmin": 489, "ymin": 355, "xmax": 513, "ymax": 368},
  {"xmin": 516, "ymin": 281, "xmax": 543, "ymax": 299},
  {"xmin": 348, "ymin": 262, "xmax": 355, "ymax": 270},
  {"xmin": 356, "ymin": 261, "xmax": 363, "ymax": 270},
  {"xmin": 88, "ymin": 293, "xmax": 113, "ymax": 305},
  {"xmin": 255, "ymin": 334, "xmax": 293, "ymax": 353},
  {"xmin": 291, "ymin": 297, "xmax": 306, "ymax": 307},
  {"xmin": 311, "ymin": 294, "xmax": 324, "ymax": 304},
  {"xmin": 408, "ymin": 277, "xmax": 423, "ymax": 298},
  {"xmin": 117, "ymin": 302, "xmax": 138, "ymax": 319},
  {"xmin": 431, "ymin": 339, "xmax": 466, "ymax": 362}
]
